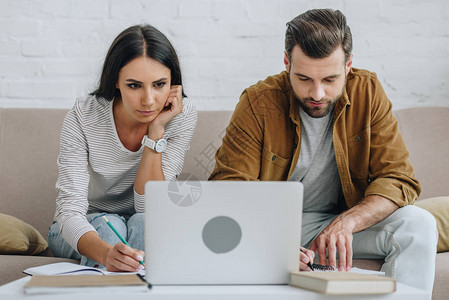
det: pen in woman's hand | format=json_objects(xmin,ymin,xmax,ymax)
[{"xmin": 103, "ymin": 216, "xmax": 145, "ymax": 266}]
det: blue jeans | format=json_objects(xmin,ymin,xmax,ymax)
[{"xmin": 47, "ymin": 213, "xmax": 144, "ymax": 267}]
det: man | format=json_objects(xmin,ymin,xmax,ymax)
[{"xmin": 209, "ymin": 9, "xmax": 437, "ymax": 292}]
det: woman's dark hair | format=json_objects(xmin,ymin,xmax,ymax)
[
  {"xmin": 91, "ymin": 24, "xmax": 186, "ymax": 100},
  {"xmin": 285, "ymin": 9, "xmax": 352, "ymax": 63}
]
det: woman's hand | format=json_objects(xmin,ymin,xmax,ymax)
[
  {"xmin": 148, "ymin": 85, "xmax": 183, "ymax": 138},
  {"xmin": 104, "ymin": 243, "xmax": 145, "ymax": 272}
]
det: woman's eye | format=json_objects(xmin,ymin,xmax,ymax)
[
  {"xmin": 154, "ymin": 82, "xmax": 166, "ymax": 88},
  {"xmin": 299, "ymin": 78, "xmax": 309, "ymax": 82},
  {"xmin": 127, "ymin": 83, "xmax": 141, "ymax": 89}
]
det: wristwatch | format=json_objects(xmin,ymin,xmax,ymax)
[{"xmin": 141, "ymin": 135, "xmax": 167, "ymax": 153}]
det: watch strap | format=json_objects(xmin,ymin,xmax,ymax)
[{"xmin": 141, "ymin": 135, "xmax": 156, "ymax": 150}]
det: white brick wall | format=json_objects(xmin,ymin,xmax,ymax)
[{"xmin": 1, "ymin": 0, "xmax": 448, "ymax": 110}]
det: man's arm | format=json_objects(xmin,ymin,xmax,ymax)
[
  {"xmin": 309, "ymin": 195, "xmax": 398, "ymax": 271},
  {"xmin": 209, "ymin": 90, "xmax": 264, "ymax": 181}
]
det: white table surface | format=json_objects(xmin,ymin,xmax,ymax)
[{"xmin": 0, "ymin": 276, "xmax": 430, "ymax": 300}]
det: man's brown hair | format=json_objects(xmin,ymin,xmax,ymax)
[{"xmin": 285, "ymin": 9, "xmax": 352, "ymax": 62}]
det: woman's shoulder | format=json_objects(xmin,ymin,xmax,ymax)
[
  {"xmin": 177, "ymin": 97, "xmax": 198, "ymax": 124},
  {"xmin": 165, "ymin": 98, "xmax": 198, "ymax": 135},
  {"xmin": 181, "ymin": 97, "xmax": 197, "ymax": 116},
  {"xmin": 69, "ymin": 95, "xmax": 111, "ymax": 124}
]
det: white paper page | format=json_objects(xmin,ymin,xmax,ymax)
[
  {"xmin": 349, "ymin": 267, "xmax": 385, "ymax": 276},
  {"xmin": 23, "ymin": 262, "xmax": 144, "ymax": 276},
  {"xmin": 313, "ymin": 266, "xmax": 385, "ymax": 276}
]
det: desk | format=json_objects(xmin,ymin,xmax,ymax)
[{"xmin": 0, "ymin": 276, "xmax": 429, "ymax": 300}]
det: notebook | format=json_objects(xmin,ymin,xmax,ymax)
[
  {"xmin": 23, "ymin": 262, "xmax": 145, "ymax": 276},
  {"xmin": 290, "ymin": 271, "xmax": 396, "ymax": 295},
  {"xmin": 24, "ymin": 274, "xmax": 148, "ymax": 294},
  {"xmin": 144, "ymin": 181, "xmax": 303, "ymax": 285}
]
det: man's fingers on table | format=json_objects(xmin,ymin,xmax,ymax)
[
  {"xmin": 337, "ymin": 237, "xmax": 346, "ymax": 271},
  {"xmin": 346, "ymin": 238, "xmax": 353, "ymax": 271},
  {"xmin": 327, "ymin": 237, "xmax": 338, "ymax": 270},
  {"xmin": 317, "ymin": 238, "xmax": 328, "ymax": 265}
]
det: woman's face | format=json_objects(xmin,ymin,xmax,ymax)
[{"xmin": 116, "ymin": 56, "xmax": 171, "ymax": 124}]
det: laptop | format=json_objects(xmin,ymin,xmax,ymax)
[{"xmin": 144, "ymin": 181, "xmax": 303, "ymax": 285}]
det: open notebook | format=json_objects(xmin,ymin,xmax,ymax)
[{"xmin": 23, "ymin": 262, "xmax": 145, "ymax": 276}]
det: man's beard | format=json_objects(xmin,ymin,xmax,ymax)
[{"xmin": 291, "ymin": 88, "xmax": 343, "ymax": 118}]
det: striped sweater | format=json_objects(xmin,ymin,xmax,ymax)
[{"xmin": 55, "ymin": 95, "xmax": 197, "ymax": 251}]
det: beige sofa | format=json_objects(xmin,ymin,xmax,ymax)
[{"xmin": 0, "ymin": 107, "xmax": 448, "ymax": 299}]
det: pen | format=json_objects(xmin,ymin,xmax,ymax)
[
  {"xmin": 300, "ymin": 248, "xmax": 314, "ymax": 271},
  {"xmin": 102, "ymin": 216, "xmax": 145, "ymax": 266}
]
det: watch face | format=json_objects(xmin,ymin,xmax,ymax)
[{"xmin": 155, "ymin": 139, "xmax": 167, "ymax": 153}]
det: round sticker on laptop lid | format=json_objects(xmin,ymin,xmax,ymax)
[{"xmin": 202, "ymin": 216, "xmax": 242, "ymax": 253}]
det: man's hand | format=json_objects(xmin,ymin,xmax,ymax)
[
  {"xmin": 299, "ymin": 246, "xmax": 315, "ymax": 271},
  {"xmin": 104, "ymin": 243, "xmax": 145, "ymax": 272},
  {"xmin": 309, "ymin": 217, "xmax": 354, "ymax": 271},
  {"xmin": 308, "ymin": 195, "xmax": 399, "ymax": 272}
]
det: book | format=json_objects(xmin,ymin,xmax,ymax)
[
  {"xmin": 23, "ymin": 262, "xmax": 144, "ymax": 276},
  {"xmin": 290, "ymin": 271, "xmax": 396, "ymax": 295},
  {"xmin": 24, "ymin": 274, "xmax": 149, "ymax": 294}
]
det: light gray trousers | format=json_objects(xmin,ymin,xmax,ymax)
[{"xmin": 301, "ymin": 205, "xmax": 438, "ymax": 293}]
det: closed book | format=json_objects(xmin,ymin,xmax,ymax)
[
  {"xmin": 290, "ymin": 271, "xmax": 396, "ymax": 295},
  {"xmin": 24, "ymin": 274, "xmax": 149, "ymax": 295}
]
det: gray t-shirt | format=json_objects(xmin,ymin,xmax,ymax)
[{"xmin": 289, "ymin": 108, "xmax": 342, "ymax": 213}]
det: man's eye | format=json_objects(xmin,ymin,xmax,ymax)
[
  {"xmin": 324, "ymin": 79, "xmax": 335, "ymax": 83},
  {"xmin": 154, "ymin": 82, "xmax": 166, "ymax": 88},
  {"xmin": 127, "ymin": 83, "xmax": 141, "ymax": 89}
]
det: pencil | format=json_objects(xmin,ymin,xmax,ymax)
[
  {"xmin": 102, "ymin": 216, "xmax": 144, "ymax": 266},
  {"xmin": 300, "ymin": 248, "xmax": 314, "ymax": 271}
]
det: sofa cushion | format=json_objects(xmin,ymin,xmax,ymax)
[
  {"xmin": 415, "ymin": 197, "xmax": 449, "ymax": 253},
  {"xmin": 0, "ymin": 213, "xmax": 48, "ymax": 255}
]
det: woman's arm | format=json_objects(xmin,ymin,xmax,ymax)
[
  {"xmin": 133, "ymin": 89, "xmax": 198, "ymax": 212},
  {"xmin": 57, "ymin": 100, "xmax": 144, "ymax": 272},
  {"xmin": 133, "ymin": 86, "xmax": 183, "ymax": 195},
  {"xmin": 56, "ymin": 106, "xmax": 95, "ymax": 252},
  {"xmin": 77, "ymin": 231, "xmax": 144, "ymax": 272}
]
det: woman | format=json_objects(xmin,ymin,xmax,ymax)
[{"xmin": 47, "ymin": 24, "xmax": 197, "ymax": 272}]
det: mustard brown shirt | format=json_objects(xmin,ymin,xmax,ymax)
[{"xmin": 209, "ymin": 68, "xmax": 420, "ymax": 208}]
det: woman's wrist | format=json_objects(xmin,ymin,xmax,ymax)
[{"xmin": 147, "ymin": 126, "xmax": 165, "ymax": 140}]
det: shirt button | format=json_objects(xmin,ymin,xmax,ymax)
[{"xmin": 272, "ymin": 155, "xmax": 276, "ymax": 161}]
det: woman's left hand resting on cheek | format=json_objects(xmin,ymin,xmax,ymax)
[{"xmin": 147, "ymin": 85, "xmax": 183, "ymax": 138}]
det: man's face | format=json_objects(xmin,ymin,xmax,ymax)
[{"xmin": 284, "ymin": 45, "xmax": 352, "ymax": 118}]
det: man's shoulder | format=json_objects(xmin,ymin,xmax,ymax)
[
  {"xmin": 241, "ymin": 71, "xmax": 292, "ymax": 115},
  {"xmin": 347, "ymin": 67, "xmax": 379, "ymax": 85},
  {"xmin": 245, "ymin": 71, "xmax": 290, "ymax": 97}
]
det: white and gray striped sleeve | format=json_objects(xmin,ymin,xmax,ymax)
[
  {"xmin": 55, "ymin": 103, "xmax": 95, "ymax": 252},
  {"xmin": 134, "ymin": 99, "xmax": 198, "ymax": 212}
]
